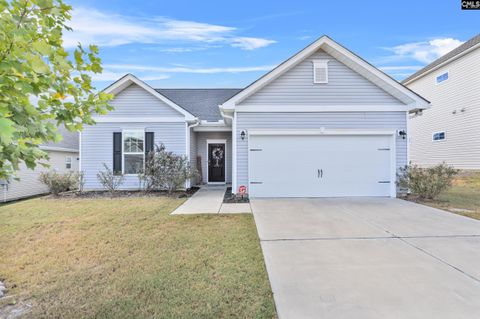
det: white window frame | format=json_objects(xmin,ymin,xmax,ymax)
[
  {"xmin": 432, "ymin": 131, "xmax": 446, "ymax": 142},
  {"xmin": 65, "ymin": 156, "xmax": 72, "ymax": 169},
  {"xmin": 435, "ymin": 71, "xmax": 449, "ymax": 85},
  {"xmin": 122, "ymin": 129, "xmax": 145, "ymax": 176},
  {"xmin": 312, "ymin": 59, "xmax": 329, "ymax": 84}
]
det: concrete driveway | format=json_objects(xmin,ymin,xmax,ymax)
[{"xmin": 251, "ymin": 198, "xmax": 480, "ymax": 319}]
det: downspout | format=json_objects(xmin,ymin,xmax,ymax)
[
  {"xmin": 186, "ymin": 118, "xmax": 200, "ymax": 189},
  {"xmin": 220, "ymin": 106, "xmax": 236, "ymax": 191}
]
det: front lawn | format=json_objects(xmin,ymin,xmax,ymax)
[
  {"xmin": 0, "ymin": 197, "xmax": 276, "ymax": 318},
  {"xmin": 412, "ymin": 170, "xmax": 480, "ymax": 220}
]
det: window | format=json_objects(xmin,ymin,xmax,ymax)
[
  {"xmin": 65, "ymin": 157, "xmax": 72, "ymax": 169},
  {"xmin": 436, "ymin": 71, "xmax": 449, "ymax": 84},
  {"xmin": 313, "ymin": 60, "xmax": 329, "ymax": 84},
  {"xmin": 123, "ymin": 130, "xmax": 144, "ymax": 174},
  {"xmin": 432, "ymin": 131, "xmax": 446, "ymax": 141}
]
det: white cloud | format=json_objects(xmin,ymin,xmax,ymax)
[
  {"xmin": 90, "ymin": 70, "xmax": 170, "ymax": 82},
  {"xmin": 230, "ymin": 37, "xmax": 277, "ymax": 50},
  {"xmin": 63, "ymin": 7, "xmax": 275, "ymax": 50},
  {"xmin": 387, "ymin": 38, "xmax": 464, "ymax": 64},
  {"xmin": 104, "ymin": 64, "xmax": 276, "ymax": 74},
  {"xmin": 379, "ymin": 65, "xmax": 423, "ymax": 71}
]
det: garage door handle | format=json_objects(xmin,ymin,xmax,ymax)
[{"xmin": 318, "ymin": 169, "xmax": 323, "ymax": 178}]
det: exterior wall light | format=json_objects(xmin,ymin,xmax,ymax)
[{"xmin": 240, "ymin": 130, "xmax": 246, "ymax": 140}]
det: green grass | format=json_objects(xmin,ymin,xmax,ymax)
[
  {"xmin": 0, "ymin": 197, "xmax": 276, "ymax": 318},
  {"xmin": 415, "ymin": 171, "xmax": 480, "ymax": 220}
]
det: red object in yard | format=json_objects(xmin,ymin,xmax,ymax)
[{"xmin": 238, "ymin": 185, "xmax": 247, "ymax": 195}]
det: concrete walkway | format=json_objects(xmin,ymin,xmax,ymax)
[
  {"xmin": 171, "ymin": 185, "xmax": 251, "ymax": 214},
  {"xmin": 252, "ymin": 197, "xmax": 480, "ymax": 319}
]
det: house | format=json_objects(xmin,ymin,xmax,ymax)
[
  {"xmin": 1, "ymin": 126, "xmax": 79, "ymax": 202},
  {"xmin": 402, "ymin": 33, "xmax": 480, "ymax": 169},
  {"xmin": 81, "ymin": 36, "xmax": 429, "ymax": 198}
]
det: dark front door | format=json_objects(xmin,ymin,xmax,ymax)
[{"xmin": 208, "ymin": 143, "xmax": 225, "ymax": 183}]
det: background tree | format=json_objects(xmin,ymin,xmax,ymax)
[{"xmin": 0, "ymin": 0, "xmax": 112, "ymax": 179}]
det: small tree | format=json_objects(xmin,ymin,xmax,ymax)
[
  {"xmin": 397, "ymin": 163, "xmax": 458, "ymax": 199},
  {"xmin": 139, "ymin": 144, "xmax": 197, "ymax": 194},
  {"xmin": 96, "ymin": 164, "xmax": 124, "ymax": 196},
  {"xmin": 39, "ymin": 170, "xmax": 77, "ymax": 196}
]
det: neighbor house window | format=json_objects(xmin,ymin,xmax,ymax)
[
  {"xmin": 436, "ymin": 72, "xmax": 449, "ymax": 84},
  {"xmin": 123, "ymin": 130, "xmax": 144, "ymax": 174},
  {"xmin": 432, "ymin": 131, "xmax": 446, "ymax": 141},
  {"xmin": 65, "ymin": 157, "xmax": 72, "ymax": 169}
]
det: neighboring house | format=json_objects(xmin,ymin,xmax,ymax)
[
  {"xmin": 403, "ymin": 34, "xmax": 480, "ymax": 169},
  {"xmin": 1, "ymin": 126, "xmax": 79, "ymax": 202},
  {"xmin": 81, "ymin": 36, "xmax": 429, "ymax": 198}
]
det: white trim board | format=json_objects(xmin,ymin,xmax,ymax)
[
  {"xmin": 102, "ymin": 74, "xmax": 196, "ymax": 121},
  {"xmin": 220, "ymin": 36, "xmax": 429, "ymax": 111},
  {"xmin": 235, "ymin": 104, "xmax": 415, "ymax": 112},
  {"xmin": 206, "ymin": 139, "xmax": 227, "ymax": 184},
  {"xmin": 247, "ymin": 128, "xmax": 397, "ymax": 136},
  {"xmin": 40, "ymin": 146, "xmax": 79, "ymax": 153}
]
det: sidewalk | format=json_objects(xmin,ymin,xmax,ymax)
[{"xmin": 171, "ymin": 185, "xmax": 251, "ymax": 214}]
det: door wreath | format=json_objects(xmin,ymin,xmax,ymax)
[{"xmin": 212, "ymin": 147, "xmax": 224, "ymax": 167}]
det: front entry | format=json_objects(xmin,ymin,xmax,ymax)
[{"xmin": 208, "ymin": 143, "xmax": 226, "ymax": 183}]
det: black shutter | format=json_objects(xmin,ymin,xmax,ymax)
[
  {"xmin": 113, "ymin": 132, "xmax": 122, "ymax": 174},
  {"xmin": 145, "ymin": 132, "xmax": 154, "ymax": 157}
]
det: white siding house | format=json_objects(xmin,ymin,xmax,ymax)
[
  {"xmin": 1, "ymin": 127, "xmax": 79, "ymax": 202},
  {"xmin": 80, "ymin": 36, "xmax": 429, "ymax": 198},
  {"xmin": 403, "ymin": 34, "xmax": 480, "ymax": 169}
]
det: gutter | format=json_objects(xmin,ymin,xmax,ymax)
[
  {"xmin": 219, "ymin": 105, "xmax": 234, "ymax": 121},
  {"xmin": 187, "ymin": 118, "xmax": 200, "ymax": 129}
]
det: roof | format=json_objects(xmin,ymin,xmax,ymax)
[
  {"xmin": 402, "ymin": 33, "xmax": 480, "ymax": 84},
  {"xmin": 156, "ymin": 88, "xmax": 242, "ymax": 121},
  {"xmin": 220, "ymin": 35, "xmax": 429, "ymax": 111},
  {"xmin": 41, "ymin": 125, "xmax": 79, "ymax": 151}
]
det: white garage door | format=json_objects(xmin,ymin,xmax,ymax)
[{"xmin": 248, "ymin": 134, "xmax": 394, "ymax": 197}]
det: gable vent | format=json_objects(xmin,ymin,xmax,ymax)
[{"xmin": 313, "ymin": 60, "xmax": 329, "ymax": 84}]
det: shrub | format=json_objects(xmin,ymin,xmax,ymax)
[
  {"xmin": 397, "ymin": 163, "xmax": 459, "ymax": 199},
  {"xmin": 139, "ymin": 144, "xmax": 198, "ymax": 194},
  {"xmin": 39, "ymin": 171, "xmax": 77, "ymax": 196},
  {"xmin": 96, "ymin": 164, "xmax": 125, "ymax": 196}
]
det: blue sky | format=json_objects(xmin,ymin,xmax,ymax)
[{"xmin": 66, "ymin": 0, "xmax": 479, "ymax": 89}]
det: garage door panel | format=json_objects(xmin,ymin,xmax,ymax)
[{"xmin": 249, "ymin": 134, "xmax": 392, "ymax": 197}]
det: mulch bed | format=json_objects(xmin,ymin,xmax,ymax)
[
  {"xmin": 47, "ymin": 187, "xmax": 200, "ymax": 200},
  {"xmin": 223, "ymin": 187, "xmax": 249, "ymax": 203}
]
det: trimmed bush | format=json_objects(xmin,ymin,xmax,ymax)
[
  {"xmin": 39, "ymin": 171, "xmax": 78, "ymax": 196},
  {"xmin": 139, "ymin": 144, "xmax": 198, "ymax": 194},
  {"xmin": 397, "ymin": 163, "xmax": 458, "ymax": 199}
]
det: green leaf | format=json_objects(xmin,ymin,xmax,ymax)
[
  {"xmin": 0, "ymin": 118, "xmax": 16, "ymax": 143},
  {"xmin": 28, "ymin": 55, "xmax": 50, "ymax": 73}
]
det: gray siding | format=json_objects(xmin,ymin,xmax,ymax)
[
  {"xmin": 81, "ymin": 122, "xmax": 186, "ymax": 190},
  {"xmin": 2, "ymin": 150, "xmax": 79, "ymax": 202},
  {"xmin": 189, "ymin": 129, "xmax": 198, "ymax": 185},
  {"xmin": 195, "ymin": 132, "xmax": 232, "ymax": 184},
  {"xmin": 235, "ymin": 112, "xmax": 407, "ymax": 189},
  {"xmin": 108, "ymin": 84, "xmax": 184, "ymax": 118},
  {"xmin": 241, "ymin": 49, "xmax": 402, "ymax": 106},
  {"xmin": 407, "ymin": 48, "xmax": 480, "ymax": 169}
]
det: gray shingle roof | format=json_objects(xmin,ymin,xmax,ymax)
[
  {"xmin": 41, "ymin": 125, "xmax": 79, "ymax": 150},
  {"xmin": 402, "ymin": 33, "xmax": 480, "ymax": 84},
  {"xmin": 155, "ymin": 88, "xmax": 242, "ymax": 121}
]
